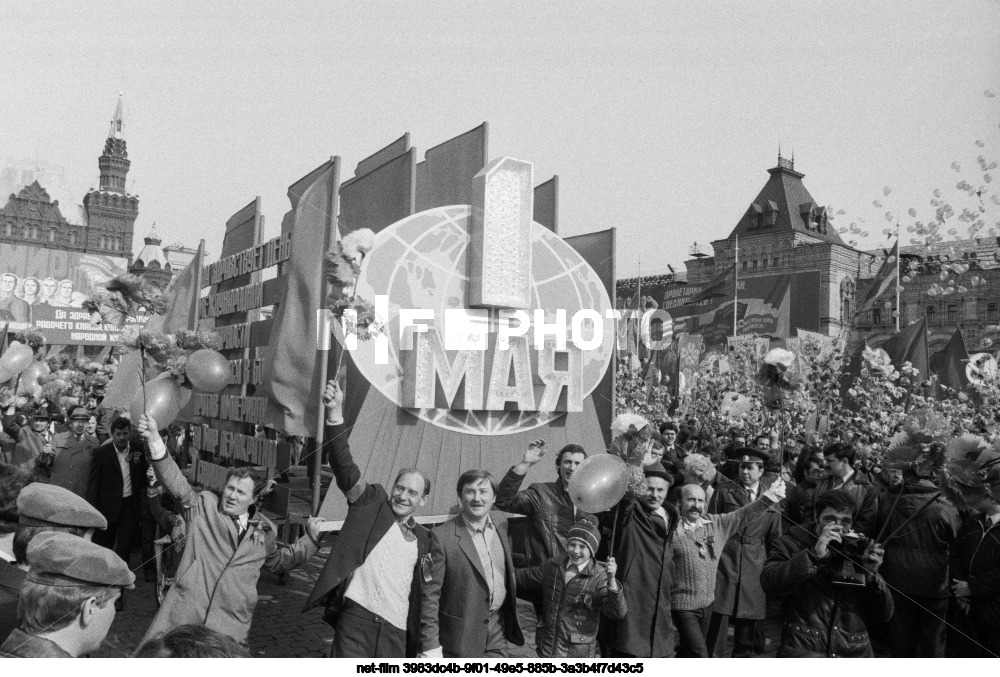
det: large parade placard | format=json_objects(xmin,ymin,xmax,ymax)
[{"xmin": 0, "ymin": 242, "xmax": 143, "ymax": 344}]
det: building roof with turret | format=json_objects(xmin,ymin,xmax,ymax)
[
  {"xmin": 133, "ymin": 224, "xmax": 169, "ymax": 270},
  {"xmin": 724, "ymin": 153, "xmax": 846, "ymax": 246}
]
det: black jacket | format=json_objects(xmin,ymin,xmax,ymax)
[
  {"xmin": 811, "ymin": 471, "xmax": 879, "ymax": 537},
  {"xmin": 495, "ymin": 469, "xmax": 581, "ymax": 567},
  {"xmin": 304, "ymin": 424, "xmax": 431, "ymax": 658},
  {"xmin": 85, "ymin": 440, "xmax": 148, "ymax": 522},
  {"xmin": 950, "ymin": 514, "xmax": 1000, "ymax": 630},
  {"xmin": 762, "ymin": 525, "xmax": 894, "ymax": 657}
]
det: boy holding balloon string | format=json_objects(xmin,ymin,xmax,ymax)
[{"xmin": 514, "ymin": 515, "xmax": 626, "ymax": 658}]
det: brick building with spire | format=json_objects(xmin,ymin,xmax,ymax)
[{"xmin": 0, "ymin": 96, "xmax": 140, "ymax": 259}]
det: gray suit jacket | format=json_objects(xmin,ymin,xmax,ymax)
[{"xmin": 420, "ymin": 511, "xmax": 524, "ymax": 657}]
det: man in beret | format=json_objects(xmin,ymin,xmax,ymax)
[
  {"xmin": 49, "ymin": 406, "xmax": 99, "ymax": 498},
  {"xmin": 0, "ymin": 482, "xmax": 107, "ymax": 644},
  {"xmin": 0, "ymin": 531, "xmax": 133, "ymax": 657},
  {"xmin": 706, "ymin": 447, "xmax": 782, "ymax": 657},
  {"xmin": 602, "ymin": 460, "xmax": 679, "ymax": 657}
]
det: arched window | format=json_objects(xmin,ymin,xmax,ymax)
[
  {"xmin": 926, "ymin": 305, "xmax": 936, "ymax": 325},
  {"xmin": 988, "ymin": 303, "xmax": 999, "ymax": 323},
  {"xmin": 947, "ymin": 304, "xmax": 959, "ymax": 323},
  {"xmin": 48, "ymin": 228, "xmax": 55, "ymax": 242},
  {"xmin": 69, "ymin": 231, "xmax": 77, "ymax": 246}
]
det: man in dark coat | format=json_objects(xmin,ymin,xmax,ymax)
[
  {"xmin": 49, "ymin": 406, "xmax": 99, "ymax": 498},
  {"xmin": 305, "ymin": 381, "xmax": 433, "ymax": 658},
  {"xmin": 811, "ymin": 442, "xmax": 878, "ymax": 536},
  {"xmin": 706, "ymin": 448, "xmax": 782, "ymax": 657},
  {"xmin": 950, "ymin": 453, "xmax": 1000, "ymax": 658},
  {"xmin": 496, "ymin": 440, "xmax": 587, "ymax": 567},
  {"xmin": 877, "ymin": 470, "xmax": 961, "ymax": 657},
  {"xmin": 86, "ymin": 417, "xmax": 148, "ymax": 581},
  {"xmin": 420, "ymin": 469, "xmax": 523, "ymax": 658},
  {"xmin": 602, "ymin": 461, "xmax": 679, "ymax": 658},
  {"xmin": 762, "ymin": 489, "xmax": 893, "ymax": 657}
]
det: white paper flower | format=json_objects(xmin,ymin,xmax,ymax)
[
  {"xmin": 763, "ymin": 348, "xmax": 795, "ymax": 370},
  {"xmin": 341, "ymin": 228, "xmax": 376, "ymax": 261}
]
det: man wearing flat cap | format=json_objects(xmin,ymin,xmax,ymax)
[
  {"xmin": 49, "ymin": 406, "xmax": 99, "ymax": 498},
  {"xmin": 602, "ymin": 458, "xmax": 679, "ymax": 657},
  {"xmin": 0, "ymin": 531, "xmax": 133, "ymax": 657},
  {"xmin": 1, "ymin": 403, "xmax": 54, "ymax": 470},
  {"xmin": 0, "ymin": 483, "xmax": 107, "ymax": 644},
  {"xmin": 706, "ymin": 447, "xmax": 782, "ymax": 657}
]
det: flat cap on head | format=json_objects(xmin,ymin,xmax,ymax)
[
  {"xmin": 17, "ymin": 483, "xmax": 108, "ymax": 530},
  {"xmin": 68, "ymin": 406, "xmax": 91, "ymax": 421},
  {"xmin": 644, "ymin": 462, "xmax": 673, "ymax": 485},
  {"xmin": 26, "ymin": 531, "xmax": 134, "ymax": 589}
]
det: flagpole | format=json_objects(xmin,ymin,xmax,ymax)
[
  {"xmin": 895, "ymin": 227, "xmax": 901, "ymax": 332},
  {"xmin": 733, "ymin": 235, "xmax": 739, "ymax": 338}
]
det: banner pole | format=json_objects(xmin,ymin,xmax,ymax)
[
  {"xmin": 733, "ymin": 235, "xmax": 739, "ymax": 338},
  {"xmin": 895, "ymin": 229, "xmax": 901, "ymax": 332},
  {"xmin": 311, "ymin": 157, "xmax": 340, "ymax": 515}
]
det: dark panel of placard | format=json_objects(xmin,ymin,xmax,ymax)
[
  {"xmin": 355, "ymin": 133, "xmax": 409, "ymax": 178},
  {"xmin": 414, "ymin": 123, "xmax": 488, "ymax": 212},
  {"xmin": 339, "ymin": 148, "xmax": 416, "ymax": 235},
  {"xmin": 534, "ymin": 176, "xmax": 559, "ymax": 233}
]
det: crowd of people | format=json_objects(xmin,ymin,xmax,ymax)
[{"xmin": 0, "ymin": 378, "xmax": 998, "ymax": 659}]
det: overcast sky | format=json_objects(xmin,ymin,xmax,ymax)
[{"xmin": 1, "ymin": 1, "xmax": 998, "ymax": 277}]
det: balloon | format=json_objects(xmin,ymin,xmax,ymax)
[
  {"xmin": 18, "ymin": 361, "xmax": 50, "ymax": 389},
  {"xmin": 130, "ymin": 376, "xmax": 182, "ymax": 427},
  {"xmin": 567, "ymin": 454, "xmax": 629, "ymax": 514},
  {"xmin": 0, "ymin": 342, "xmax": 34, "ymax": 376},
  {"xmin": 185, "ymin": 349, "xmax": 230, "ymax": 393},
  {"xmin": 151, "ymin": 371, "xmax": 193, "ymax": 411}
]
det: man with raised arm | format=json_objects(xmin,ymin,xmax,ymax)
[
  {"xmin": 136, "ymin": 414, "xmax": 324, "ymax": 646},
  {"xmin": 305, "ymin": 381, "xmax": 433, "ymax": 658}
]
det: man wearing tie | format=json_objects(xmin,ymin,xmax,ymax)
[
  {"xmin": 87, "ymin": 416, "xmax": 148, "ymax": 604},
  {"xmin": 136, "ymin": 414, "xmax": 324, "ymax": 646},
  {"xmin": 706, "ymin": 447, "xmax": 782, "ymax": 657}
]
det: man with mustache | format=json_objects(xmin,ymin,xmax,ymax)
[
  {"xmin": 670, "ymin": 467, "xmax": 786, "ymax": 657},
  {"xmin": 420, "ymin": 469, "xmax": 523, "ymax": 658},
  {"xmin": 305, "ymin": 381, "xmax": 433, "ymax": 658}
]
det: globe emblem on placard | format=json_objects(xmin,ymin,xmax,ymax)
[{"xmin": 350, "ymin": 205, "xmax": 614, "ymax": 436}]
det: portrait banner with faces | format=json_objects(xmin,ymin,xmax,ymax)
[{"xmin": 0, "ymin": 242, "xmax": 145, "ymax": 345}]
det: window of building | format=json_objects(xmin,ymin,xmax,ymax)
[
  {"xmin": 947, "ymin": 304, "xmax": 959, "ymax": 323},
  {"xmin": 48, "ymin": 229, "xmax": 55, "ymax": 242},
  {"xmin": 29, "ymin": 226, "xmax": 38, "ymax": 239},
  {"xmin": 988, "ymin": 303, "xmax": 999, "ymax": 323},
  {"xmin": 752, "ymin": 260, "xmax": 758, "ymax": 269},
  {"xmin": 761, "ymin": 259, "xmax": 768, "ymax": 269},
  {"xmin": 69, "ymin": 231, "xmax": 77, "ymax": 246},
  {"xmin": 926, "ymin": 305, "xmax": 936, "ymax": 325},
  {"xmin": 873, "ymin": 308, "xmax": 882, "ymax": 325},
  {"xmin": 841, "ymin": 297, "xmax": 851, "ymax": 322},
  {"xmin": 772, "ymin": 257, "xmax": 779, "ymax": 268},
  {"xmin": 742, "ymin": 260, "xmax": 748, "ymax": 271}
]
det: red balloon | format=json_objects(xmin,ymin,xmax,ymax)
[{"xmin": 185, "ymin": 349, "xmax": 230, "ymax": 393}]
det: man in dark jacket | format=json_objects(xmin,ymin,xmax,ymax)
[
  {"xmin": 811, "ymin": 442, "xmax": 878, "ymax": 536},
  {"xmin": 950, "ymin": 454, "xmax": 1000, "ymax": 658},
  {"xmin": 496, "ymin": 440, "xmax": 586, "ymax": 568},
  {"xmin": 86, "ymin": 418, "xmax": 148, "ymax": 578},
  {"xmin": 762, "ymin": 489, "xmax": 893, "ymax": 657},
  {"xmin": 602, "ymin": 462, "xmax": 679, "ymax": 658},
  {"xmin": 305, "ymin": 381, "xmax": 433, "ymax": 658},
  {"xmin": 706, "ymin": 448, "xmax": 782, "ymax": 657},
  {"xmin": 877, "ymin": 471, "xmax": 961, "ymax": 657}
]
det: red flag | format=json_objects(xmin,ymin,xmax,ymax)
[
  {"xmin": 882, "ymin": 317, "xmax": 930, "ymax": 379},
  {"xmin": 260, "ymin": 158, "xmax": 340, "ymax": 437},
  {"xmin": 855, "ymin": 241, "xmax": 898, "ymax": 317},
  {"xmin": 930, "ymin": 327, "xmax": 972, "ymax": 395},
  {"xmin": 100, "ymin": 242, "xmax": 205, "ymax": 414}
]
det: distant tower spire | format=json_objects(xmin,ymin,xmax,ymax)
[{"xmin": 108, "ymin": 94, "xmax": 124, "ymax": 140}]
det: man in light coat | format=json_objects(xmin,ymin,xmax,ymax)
[{"xmin": 137, "ymin": 414, "xmax": 323, "ymax": 645}]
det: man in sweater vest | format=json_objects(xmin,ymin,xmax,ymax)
[{"xmin": 670, "ymin": 474, "xmax": 785, "ymax": 657}]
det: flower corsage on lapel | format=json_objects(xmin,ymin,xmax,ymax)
[{"xmin": 247, "ymin": 518, "xmax": 272, "ymax": 547}]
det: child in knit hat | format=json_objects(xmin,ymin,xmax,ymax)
[{"xmin": 515, "ymin": 516, "xmax": 627, "ymax": 657}]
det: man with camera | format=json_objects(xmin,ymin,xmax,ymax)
[{"xmin": 762, "ymin": 489, "xmax": 893, "ymax": 657}]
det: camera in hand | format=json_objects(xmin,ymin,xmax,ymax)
[{"xmin": 831, "ymin": 531, "xmax": 870, "ymax": 587}]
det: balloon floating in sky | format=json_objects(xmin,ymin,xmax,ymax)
[
  {"xmin": 951, "ymin": 162, "xmax": 961, "ymax": 172},
  {"xmin": 883, "ymin": 186, "xmax": 892, "ymax": 196},
  {"xmin": 975, "ymin": 140, "xmax": 985, "ymax": 148},
  {"xmin": 908, "ymin": 208, "xmax": 917, "ymax": 217},
  {"xmin": 986, "ymin": 89, "xmax": 996, "ymax": 98}
]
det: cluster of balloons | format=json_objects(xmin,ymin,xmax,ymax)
[{"xmin": 128, "ymin": 348, "xmax": 230, "ymax": 427}]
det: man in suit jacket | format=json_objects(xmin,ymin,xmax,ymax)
[
  {"xmin": 87, "ymin": 416, "xmax": 148, "ymax": 598},
  {"xmin": 305, "ymin": 381, "xmax": 433, "ymax": 658},
  {"xmin": 420, "ymin": 469, "xmax": 524, "ymax": 658}
]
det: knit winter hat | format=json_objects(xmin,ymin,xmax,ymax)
[{"xmin": 567, "ymin": 515, "xmax": 601, "ymax": 556}]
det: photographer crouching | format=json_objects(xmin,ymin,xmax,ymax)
[{"xmin": 761, "ymin": 489, "xmax": 893, "ymax": 657}]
